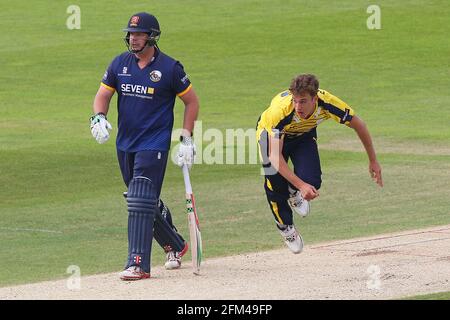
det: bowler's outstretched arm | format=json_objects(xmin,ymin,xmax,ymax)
[{"xmin": 348, "ymin": 115, "xmax": 383, "ymax": 187}]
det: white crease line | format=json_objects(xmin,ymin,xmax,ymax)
[
  {"xmin": 312, "ymin": 237, "xmax": 450, "ymax": 253},
  {"xmin": 358, "ymin": 237, "xmax": 450, "ymax": 251},
  {"xmin": 0, "ymin": 227, "xmax": 63, "ymax": 234},
  {"xmin": 310, "ymin": 227, "xmax": 450, "ymax": 249}
]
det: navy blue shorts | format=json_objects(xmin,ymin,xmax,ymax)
[
  {"xmin": 116, "ymin": 149, "xmax": 169, "ymax": 198},
  {"xmin": 259, "ymin": 128, "xmax": 322, "ymax": 226}
]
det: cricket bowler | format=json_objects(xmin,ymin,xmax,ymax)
[{"xmin": 256, "ymin": 74, "xmax": 383, "ymax": 253}]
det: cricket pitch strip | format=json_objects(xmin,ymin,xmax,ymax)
[{"xmin": 1, "ymin": 224, "xmax": 449, "ymax": 300}]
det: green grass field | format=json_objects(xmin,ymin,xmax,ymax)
[
  {"xmin": 1, "ymin": 0, "xmax": 449, "ymax": 298},
  {"xmin": 403, "ymin": 291, "xmax": 450, "ymax": 300}
]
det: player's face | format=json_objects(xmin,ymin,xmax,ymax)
[
  {"xmin": 129, "ymin": 32, "xmax": 149, "ymax": 52},
  {"xmin": 292, "ymin": 93, "xmax": 317, "ymax": 119}
]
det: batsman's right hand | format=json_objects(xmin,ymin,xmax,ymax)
[{"xmin": 90, "ymin": 113, "xmax": 112, "ymax": 144}]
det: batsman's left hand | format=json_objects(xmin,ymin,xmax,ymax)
[{"xmin": 177, "ymin": 136, "xmax": 196, "ymax": 169}]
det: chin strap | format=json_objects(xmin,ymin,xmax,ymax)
[
  {"xmin": 129, "ymin": 46, "xmax": 146, "ymax": 54},
  {"xmin": 124, "ymin": 33, "xmax": 159, "ymax": 54}
]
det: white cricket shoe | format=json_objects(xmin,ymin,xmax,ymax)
[
  {"xmin": 164, "ymin": 242, "xmax": 189, "ymax": 270},
  {"xmin": 288, "ymin": 190, "xmax": 310, "ymax": 217},
  {"xmin": 165, "ymin": 251, "xmax": 182, "ymax": 270},
  {"xmin": 279, "ymin": 224, "xmax": 304, "ymax": 254},
  {"xmin": 119, "ymin": 266, "xmax": 150, "ymax": 281}
]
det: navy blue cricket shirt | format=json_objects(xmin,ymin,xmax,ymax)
[{"xmin": 101, "ymin": 48, "xmax": 192, "ymax": 152}]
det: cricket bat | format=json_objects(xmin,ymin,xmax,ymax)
[{"xmin": 182, "ymin": 164, "xmax": 202, "ymax": 275}]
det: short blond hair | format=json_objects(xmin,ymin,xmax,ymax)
[{"xmin": 289, "ymin": 74, "xmax": 319, "ymax": 97}]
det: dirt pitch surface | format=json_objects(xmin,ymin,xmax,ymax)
[{"xmin": 1, "ymin": 225, "xmax": 449, "ymax": 300}]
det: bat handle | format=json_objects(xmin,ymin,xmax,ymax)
[{"xmin": 182, "ymin": 164, "xmax": 193, "ymax": 194}]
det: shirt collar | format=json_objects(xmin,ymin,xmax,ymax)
[{"xmin": 133, "ymin": 46, "xmax": 160, "ymax": 66}]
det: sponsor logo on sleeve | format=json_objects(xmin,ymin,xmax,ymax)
[
  {"xmin": 181, "ymin": 74, "xmax": 189, "ymax": 84},
  {"xmin": 340, "ymin": 108, "xmax": 351, "ymax": 123}
]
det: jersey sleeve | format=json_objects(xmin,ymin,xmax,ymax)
[
  {"xmin": 173, "ymin": 62, "xmax": 192, "ymax": 97},
  {"xmin": 263, "ymin": 110, "xmax": 286, "ymax": 138},
  {"xmin": 100, "ymin": 58, "xmax": 119, "ymax": 92},
  {"xmin": 318, "ymin": 90, "xmax": 355, "ymax": 125},
  {"xmin": 258, "ymin": 92, "xmax": 294, "ymax": 139}
]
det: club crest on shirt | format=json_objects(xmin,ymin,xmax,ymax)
[{"xmin": 150, "ymin": 70, "xmax": 162, "ymax": 82}]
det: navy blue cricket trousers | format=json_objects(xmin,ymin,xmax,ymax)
[
  {"xmin": 259, "ymin": 128, "xmax": 322, "ymax": 226},
  {"xmin": 117, "ymin": 149, "xmax": 168, "ymax": 196}
]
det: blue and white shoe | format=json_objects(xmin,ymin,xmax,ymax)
[{"xmin": 278, "ymin": 224, "xmax": 304, "ymax": 254}]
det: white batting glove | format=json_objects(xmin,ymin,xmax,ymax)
[
  {"xmin": 90, "ymin": 113, "xmax": 112, "ymax": 144},
  {"xmin": 177, "ymin": 136, "xmax": 196, "ymax": 169}
]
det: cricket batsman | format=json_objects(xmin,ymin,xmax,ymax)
[
  {"xmin": 90, "ymin": 12, "xmax": 200, "ymax": 280},
  {"xmin": 256, "ymin": 74, "xmax": 383, "ymax": 253}
]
